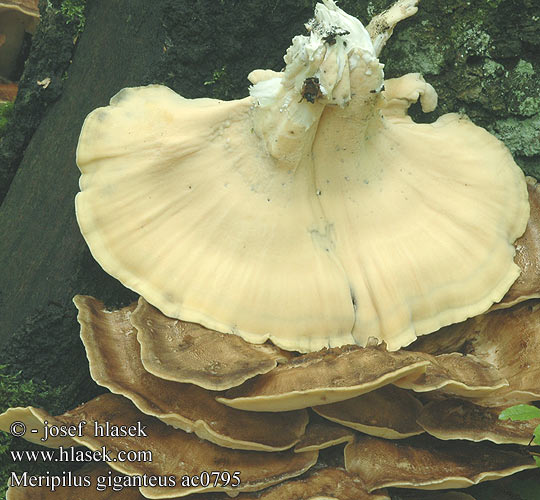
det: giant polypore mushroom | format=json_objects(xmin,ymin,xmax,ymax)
[
  {"xmin": 0, "ymin": 0, "xmax": 38, "ymax": 80},
  {"xmin": 75, "ymin": 0, "xmax": 529, "ymax": 352},
  {"xmin": 3, "ymin": 1, "xmax": 539, "ymax": 499}
]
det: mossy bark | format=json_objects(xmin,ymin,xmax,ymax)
[{"xmin": 0, "ymin": 0, "xmax": 539, "ymax": 498}]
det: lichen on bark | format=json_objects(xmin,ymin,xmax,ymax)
[{"xmin": 370, "ymin": 0, "xmax": 540, "ymax": 177}]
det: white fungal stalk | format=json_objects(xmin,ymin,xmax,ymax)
[{"xmin": 249, "ymin": 0, "xmax": 383, "ymax": 167}]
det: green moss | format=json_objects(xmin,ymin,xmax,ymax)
[
  {"xmin": 0, "ymin": 365, "xmax": 66, "ymax": 499},
  {"xmin": 203, "ymin": 65, "xmax": 237, "ymax": 99},
  {"xmin": 0, "ymin": 305, "xmax": 106, "ymax": 499},
  {"xmin": 59, "ymin": 0, "xmax": 86, "ymax": 35},
  {"xmin": 0, "ymin": 103, "xmax": 14, "ymax": 137}
]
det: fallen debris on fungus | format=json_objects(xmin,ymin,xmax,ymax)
[{"xmin": 74, "ymin": 0, "xmax": 529, "ymax": 352}]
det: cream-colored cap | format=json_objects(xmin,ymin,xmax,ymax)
[{"xmin": 75, "ymin": 0, "xmax": 529, "ymax": 352}]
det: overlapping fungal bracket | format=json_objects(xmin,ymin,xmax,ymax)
[
  {"xmin": 409, "ymin": 300, "xmax": 540, "ymax": 408},
  {"xmin": 344, "ymin": 435, "xmax": 536, "ymax": 491},
  {"xmin": 3, "ymin": 394, "xmax": 319, "ymax": 498},
  {"xmin": 6, "ymin": 284, "xmax": 540, "ymax": 499},
  {"xmin": 130, "ymin": 297, "xmax": 289, "ymax": 390},
  {"xmin": 294, "ymin": 413, "xmax": 355, "ymax": 453},
  {"xmin": 417, "ymin": 399, "xmax": 540, "ymax": 445},
  {"xmin": 74, "ymin": 295, "xmax": 308, "ymax": 452},
  {"xmin": 6, "ymin": 180, "xmax": 540, "ymax": 493},
  {"xmin": 312, "ymin": 385, "xmax": 424, "ymax": 439},
  {"xmin": 74, "ymin": 0, "xmax": 529, "ymax": 353},
  {"xmin": 490, "ymin": 177, "xmax": 540, "ymax": 310},
  {"xmin": 5, "ymin": 0, "xmax": 540, "ymax": 498},
  {"xmin": 393, "ymin": 352, "xmax": 508, "ymax": 397},
  {"xmin": 216, "ymin": 345, "xmax": 429, "ymax": 411}
]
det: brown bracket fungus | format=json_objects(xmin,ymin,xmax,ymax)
[
  {"xmin": 130, "ymin": 297, "xmax": 288, "ymax": 390},
  {"xmin": 19, "ymin": 0, "xmax": 537, "ymax": 497},
  {"xmin": 237, "ymin": 467, "xmax": 390, "ymax": 500},
  {"xmin": 216, "ymin": 344, "xmax": 429, "ymax": 411},
  {"xmin": 0, "ymin": 407, "xmax": 77, "ymax": 449},
  {"xmin": 74, "ymin": 295, "xmax": 308, "ymax": 452},
  {"xmin": 6, "ymin": 465, "xmax": 389, "ymax": 500},
  {"xmin": 344, "ymin": 435, "xmax": 536, "ymax": 491},
  {"xmin": 75, "ymin": 0, "xmax": 529, "ymax": 353},
  {"xmin": 0, "ymin": 0, "xmax": 38, "ymax": 80},
  {"xmin": 293, "ymin": 413, "xmax": 355, "ymax": 453},
  {"xmin": 313, "ymin": 385, "xmax": 424, "ymax": 439},
  {"xmin": 409, "ymin": 300, "xmax": 540, "ymax": 407},
  {"xmin": 417, "ymin": 399, "xmax": 540, "ymax": 446},
  {"xmin": 1, "ymin": 394, "xmax": 318, "ymax": 499},
  {"xmin": 6, "ymin": 464, "xmax": 149, "ymax": 500},
  {"xmin": 490, "ymin": 177, "xmax": 540, "ymax": 310},
  {"xmin": 393, "ymin": 352, "xmax": 509, "ymax": 398}
]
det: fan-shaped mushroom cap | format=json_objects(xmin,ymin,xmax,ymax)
[
  {"xmin": 216, "ymin": 344, "xmax": 429, "ymax": 411},
  {"xmin": 74, "ymin": 295, "xmax": 307, "ymax": 452},
  {"xmin": 0, "ymin": 407, "xmax": 76, "ymax": 448},
  {"xmin": 10, "ymin": 394, "xmax": 318, "ymax": 498},
  {"xmin": 344, "ymin": 435, "xmax": 536, "ymax": 491},
  {"xmin": 491, "ymin": 177, "xmax": 540, "ymax": 310},
  {"xmin": 130, "ymin": 297, "xmax": 287, "ymax": 390},
  {"xmin": 239, "ymin": 468, "xmax": 390, "ymax": 500},
  {"xmin": 294, "ymin": 413, "xmax": 355, "ymax": 452},
  {"xmin": 313, "ymin": 385, "xmax": 423, "ymax": 439},
  {"xmin": 417, "ymin": 399, "xmax": 540, "ymax": 445},
  {"xmin": 75, "ymin": 0, "xmax": 529, "ymax": 353},
  {"xmin": 0, "ymin": 0, "xmax": 39, "ymax": 79},
  {"xmin": 394, "ymin": 352, "xmax": 508, "ymax": 397},
  {"xmin": 409, "ymin": 300, "xmax": 540, "ymax": 407}
]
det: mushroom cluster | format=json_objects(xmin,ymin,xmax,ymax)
[
  {"xmin": 2, "ymin": 1, "xmax": 540, "ymax": 499},
  {"xmin": 74, "ymin": 0, "xmax": 529, "ymax": 353}
]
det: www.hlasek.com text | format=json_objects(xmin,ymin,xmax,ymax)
[{"xmin": 11, "ymin": 445, "xmax": 152, "ymax": 463}]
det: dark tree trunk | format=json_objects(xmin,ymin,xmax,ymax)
[{"xmin": 0, "ymin": 0, "xmax": 166, "ymax": 389}]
